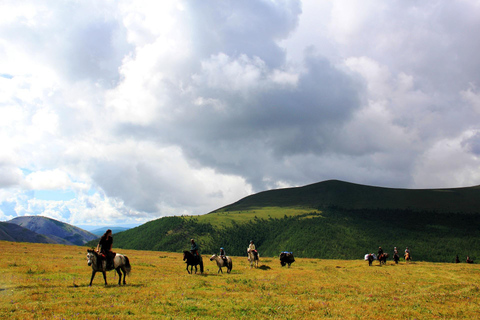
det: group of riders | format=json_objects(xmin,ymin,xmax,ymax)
[
  {"xmin": 94, "ymin": 229, "xmax": 259, "ymax": 270},
  {"xmin": 367, "ymin": 246, "xmax": 411, "ymax": 265},
  {"xmin": 189, "ymin": 238, "xmax": 258, "ymax": 265}
]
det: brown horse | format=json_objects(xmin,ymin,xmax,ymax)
[
  {"xmin": 404, "ymin": 252, "xmax": 411, "ymax": 263},
  {"xmin": 86, "ymin": 249, "xmax": 131, "ymax": 286},
  {"xmin": 183, "ymin": 251, "xmax": 204, "ymax": 274},
  {"xmin": 378, "ymin": 253, "xmax": 389, "ymax": 265}
]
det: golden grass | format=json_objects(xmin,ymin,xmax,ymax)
[{"xmin": 1, "ymin": 241, "xmax": 480, "ymax": 319}]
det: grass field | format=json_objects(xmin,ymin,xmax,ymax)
[
  {"xmin": 194, "ymin": 206, "xmax": 321, "ymax": 228},
  {"xmin": 1, "ymin": 241, "xmax": 480, "ymax": 319}
]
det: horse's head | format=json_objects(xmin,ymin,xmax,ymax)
[
  {"xmin": 183, "ymin": 251, "xmax": 189, "ymax": 261},
  {"xmin": 87, "ymin": 249, "xmax": 96, "ymax": 266},
  {"xmin": 210, "ymin": 254, "xmax": 217, "ymax": 261}
]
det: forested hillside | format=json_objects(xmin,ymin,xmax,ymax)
[{"xmin": 103, "ymin": 180, "xmax": 480, "ymax": 262}]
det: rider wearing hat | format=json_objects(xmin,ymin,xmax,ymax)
[
  {"xmin": 190, "ymin": 239, "xmax": 199, "ymax": 261},
  {"xmin": 219, "ymin": 247, "xmax": 227, "ymax": 265}
]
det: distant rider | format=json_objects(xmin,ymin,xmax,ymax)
[
  {"xmin": 248, "ymin": 240, "xmax": 258, "ymax": 258},
  {"xmin": 378, "ymin": 247, "xmax": 384, "ymax": 257},
  {"xmin": 219, "ymin": 247, "xmax": 227, "ymax": 265},
  {"xmin": 96, "ymin": 229, "xmax": 114, "ymax": 269},
  {"xmin": 190, "ymin": 239, "xmax": 199, "ymax": 262},
  {"xmin": 393, "ymin": 247, "xmax": 399, "ymax": 264}
]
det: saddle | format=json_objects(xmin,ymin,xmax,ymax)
[{"xmin": 98, "ymin": 251, "xmax": 116, "ymax": 270}]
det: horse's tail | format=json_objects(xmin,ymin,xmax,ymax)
[
  {"xmin": 200, "ymin": 258, "xmax": 204, "ymax": 274},
  {"xmin": 124, "ymin": 256, "xmax": 132, "ymax": 275}
]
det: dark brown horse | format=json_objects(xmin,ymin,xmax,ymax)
[
  {"xmin": 378, "ymin": 253, "xmax": 389, "ymax": 265},
  {"xmin": 183, "ymin": 251, "xmax": 204, "ymax": 274}
]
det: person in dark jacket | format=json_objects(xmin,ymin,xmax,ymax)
[
  {"xmin": 96, "ymin": 229, "xmax": 114, "ymax": 269},
  {"xmin": 190, "ymin": 239, "xmax": 199, "ymax": 261},
  {"xmin": 378, "ymin": 247, "xmax": 384, "ymax": 256}
]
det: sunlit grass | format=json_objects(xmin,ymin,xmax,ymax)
[
  {"xmin": 1, "ymin": 241, "xmax": 479, "ymax": 319},
  {"xmin": 195, "ymin": 206, "xmax": 320, "ymax": 228}
]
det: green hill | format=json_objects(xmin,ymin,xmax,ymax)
[{"xmin": 108, "ymin": 180, "xmax": 480, "ymax": 262}]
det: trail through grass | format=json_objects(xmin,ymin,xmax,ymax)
[{"xmin": 1, "ymin": 241, "xmax": 479, "ymax": 319}]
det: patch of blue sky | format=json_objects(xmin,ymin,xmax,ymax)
[
  {"xmin": 21, "ymin": 168, "xmax": 33, "ymax": 175},
  {"xmin": 0, "ymin": 73, "xmax": 13, "ymax": 79},
  {"xmin": 34, "ymin": 189, "xmax": 76, "ymax": 201},
  {"xmin": 0, "ymin": 201, "xmax": 17, "ymax": 217}
]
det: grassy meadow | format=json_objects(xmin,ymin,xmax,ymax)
[{"xmin": 1, "ymin": 241, "xmax": 480, "ymax": 319}]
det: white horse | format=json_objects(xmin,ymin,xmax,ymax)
[
  {"xmin": 247, "ymin": 248, "xmax": 259, "ymax": 268},
  {"xmin": 86, "ymin": 249, "xmax": 131, "ymax": 286},
  {"xmin": 210, "ymin": 254, "xmax": 233, "ymax": 273}
]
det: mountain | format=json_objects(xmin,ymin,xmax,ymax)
[
  {"xmin": 90, "ymin": 227, "xmax": 130, "ymax": 236},
  {"xmin": 0, "ymin": 222, "xmax": 59, "ymax": 244},
  {"xmin": 8, "ymin": 216, "xmax": 98, "ymax": 245},
  {"xmin": 214, "ymin": 179, "xmax": 480, "ymax": 213},
  {"xmin": 109, "ymin": 180, "xmax": 480, "ymax": 262}
]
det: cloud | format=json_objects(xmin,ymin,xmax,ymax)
[{"xmin": 1, "ymin": 0, "xmax": 480, "ymax": 227}]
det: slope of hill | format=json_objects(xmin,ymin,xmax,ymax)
[
  {"xmin": 8, "ymin": 216, "xmax": 97, "ymax": 245},
  {"xmin": 213, "ymin": 179, "xmax": 480, "ymax": 213},
  {"xmin": 0, "ymin": 222, "xmax": 58, "ymax": 244},
  {"xmin": 110, "ymin": 180, "xmax": 480, "ymax": 262}
]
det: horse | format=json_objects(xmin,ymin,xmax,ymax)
[
  {"xmin": 365, "ymin": 253, "xmax": 375, "ymax": 266},
  {"xmin": 86, "ymin": 249, "xmax": 131, "ymax": 286},
  {"xmin": 279, "ymin": 252, "xmax": 295, "ymax": 267},
  {"xmin": 393, "ymin": 253, "xmax": 400, "ymax": 264},
  {"xmin": 247, "ymin": 248, "xmax": 259, "ymax": 268},
  {"xmin": 404, "ymin": 252, "xmax": 411, "ymax": 263},
  {"xmin": 378, "ymin": 253, "xmax": 389, "ymax": 265},
  {"xmin": 210, "ymin": 254, "xmax": 233, "ymax": 273},
  {"xmin": 183, "ymin": 251, "xmax": 204, "ymax": 274}
]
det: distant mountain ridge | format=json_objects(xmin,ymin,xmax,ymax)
[
  {"xmin": 7, "ymin": 216, "xmax": 97, "ymax": 245},
  {"xmin": 0, "ymin": 222, "xmax": 59, "ymax": 244},
  {"xmin": 90, "ymin": 227, "xmax": 130, "ymax": 236}
]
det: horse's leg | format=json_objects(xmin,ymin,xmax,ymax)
[
  {"xmin": 194, "ymin": 265, "xmax": 197, "ymax": 274},
  {"xmin": 116, "ymin": 267, "xmax": 122, "ymax": 285},
  {"xmin": 89, "ymin": 270, "xmax": 96, "ymax": 286},
  {"xmin": 100, "ymin": 270, "xmax": 107, "ymax": 285}
]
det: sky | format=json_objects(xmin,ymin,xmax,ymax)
[{"xmin": 1, "ymin": 0, "xmax": 480, "ymax": 228}]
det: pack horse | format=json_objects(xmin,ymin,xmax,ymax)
[{"xmin": 86, "ymin": 249, "xmax": 131, "ymax": 286}]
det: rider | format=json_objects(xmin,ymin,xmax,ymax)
[
  {"xmin": 248, "ymin": 240, "xmax": 258, "ymax": 258},
  {"xmin": 219, "ymin": 247, "xmax": 227, "ymax": 265},
  {"xmin": 393, "ymin": 247, "xmax": 399, "ymax": 264},
  {"xmin": 190, "ymin": 239, "xmax": 199, "ymax": 262},
  {"xmin": 96, "ymin": 229, "xmax": 114, "ymax": 269},
  {"xmin": 378, "ymin": 246, "xmax": 384, "ymax": 256}
]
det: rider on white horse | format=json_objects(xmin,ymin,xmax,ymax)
[{"xmin": 96, "ymin": 229, "xmax": 114, "ymax": 269}]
